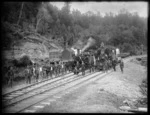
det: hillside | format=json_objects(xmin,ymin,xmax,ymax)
[
  {"xmin": 2, "ymin": 23, "xmax": 63, "ymax": 65},
  {"xmin": 1, "ymin": 2, "xmax": 147, "ymax": 64},
  {"xmin": 2, "ymin": 2, "xmax": 147, "ymax": 55}
]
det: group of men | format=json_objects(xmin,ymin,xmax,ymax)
[
  {"xmin": 25, "ymin": 61, "xmax": 68, "ymax": 84},
  {"xmin": 6, "ymin": 51, "xmax": 124, "ymax": 88},
  {"xmin": 5, "ymin": 60, "xmax": 71, "ymax": 87},
  {"xmin": 71, "ymin": 52, "xmax": 124, "ymax": 76}
]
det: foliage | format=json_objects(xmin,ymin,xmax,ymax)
[
  {"xmin": 1, "ymin": 2, "xmax": 147, "ymax": 52},
  {"xmin": 10, "ymin": 55, "xmax": 32, "ymax": 67},
  {"xmin": 1, "ymin": 2, "xmax": 147, "ymax": 84},
  {"xmin": 18, "ymin": 55, "xmax": 32, "ymax": 67},
  {"xmin": 138, "ymin": 78, "xmax": 147, "ymax": 106}
]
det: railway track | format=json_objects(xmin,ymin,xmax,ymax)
[
  {"xmin": 2, "ymin": 69, "xmax": 92, "ymax": 108},
  {"xmin": 10, "ymin": 70, "xmax": 110, "ymax": 113},
  {"xmin": 18, "ymin": 71, "xmax": 113, "ymax": 113},
  {"xmin": 3, "ymin": 55, "xmax": 137, "ymax": 113},
  {"xmin": 2, "ymin": 72, "xmax": 72, "ymax": 103},
  {"xmin": 3, "ymin": 71, "xmax": 72, "ymax": 96}
]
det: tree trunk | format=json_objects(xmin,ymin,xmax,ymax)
[
  {"xmin": 35, "ymin": 2, "xmax": 44, "ymax": 32},
  {"xmin": 17, "ymin": 2, "xmax": 24, "ymax": 25},
  {"xmin": 35, "ymin": 18, "xmax": 41, "ymax": 32}
]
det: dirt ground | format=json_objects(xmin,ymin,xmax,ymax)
[{"xmin": 40, "ymin": 56, "xmax": 147, "ymax": 113}]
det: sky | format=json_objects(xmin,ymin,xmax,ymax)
[{"xmin": 50, "ymin": 2, "xmax": 148, "ymax": 18}]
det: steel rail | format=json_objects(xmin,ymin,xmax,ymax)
[
  {"xmin": 3, "ymin": 70, "xmax": 92, "ymax": 108},
  {"xmin": 3, "ymin": 72, "xmax": 73, "ymax": 101},
  {"xmin": 17, "ymin": 71, "xmax": 113, "ymax": 113}
]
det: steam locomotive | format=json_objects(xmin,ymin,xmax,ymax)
[{"xmin": 69, "ymin": 45, "xmax": 119, "ymax": 73}]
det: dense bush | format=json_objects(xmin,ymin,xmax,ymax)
[
  {"xmin": 138, "ymin": 78, "xmax": 147, "ymax": 106},
  {"xmin": 17, "ymin": 55, "xmax": 32, "ymax": 67},
  {"xmin": 130, "ymin": 50, "xmax": 136, "ymax": 56}
]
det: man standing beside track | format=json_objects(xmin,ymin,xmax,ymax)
[
  {"xmin": 61, "ymin": 62, "xmax": 64, "ymax": 75},
  {"xmin": 39, "ymin": 65, "xmax": 43, "ymax": 79},
  {"xmin": 76, "ymin": 61, "xmax": 80, "ymax": 75},
  {"xmin": 64, "ymin": 62, "xmax": 68, "ymax": 73},
  {"xmin": 32, "ymin": 64, "xmax": 36, "ymax": 82},
  {"xmin": 89, "ymin": 54, "xmax": 93, "ymax": 73},
  {"xmin": 49, "ymin": 63, "xmax": 53, "ymax": 78},
  {"xmin": 26, "ymin": 65, "xmax": 32, "ymax": 84},
  {"xmin": 45, "ymin": 66, "xmax": 49, "ymax": 79},
  {"xmin": 57, "ymin": 61, "xmax": 60, "ymax": 76},
  {"xmin": 112, "ymin": 59, "xmax": 116, "ymax": 71},
  {"xmin": 107, "ymin": 59, "xmax": 111, "ymax": 70},
  {"xmin": 8, "ymin": 66, "xmax": 15, "ymax": 87},
  {"xmin": 54, "ymin": 62, "xmax": 58, "ymax": 77},
  {"xmin": 93, "ymin": 55, "xmax": 96, "ymax": 72},
  {"xmin": 35, "ymin": 64, "xmax": 39, "ymax": 82},
  {"xmin": 42, "ymin": 66, "xmax": 46, "ymax": 80},
  {"xmin": 105, "ymin": 59, "xmax": 108, "ymax": 73},
  {"xmin": 58, "ymin": 61, "xmax": 61, "ymax": 75},
  {"xmin": 81, "ymin": 61, "xmax": 85, "ymax": 75},
  {"xmin": 74, "ymin": 60, "xmax": 78, "ymax": 75},
  {"xmin": 120, "ymin": 58, "xmax": 124, "ymax": 73}
]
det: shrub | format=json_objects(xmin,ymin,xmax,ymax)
[
  {"xmin": 17, "ymin": 55, "xmax": 32, "ymax": 67},
  {"xmin": 139, "ymin": 78, "xmax": 147, "ymax": 96},
  {"xmin": 130, "ymin": 50, "xmax": 136, "ymax": 56},
  {"xmin": 121, "ymin": 43, "xmax": 132, "ymax": 53}
]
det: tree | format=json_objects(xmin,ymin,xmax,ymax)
[
  {"xmin": 17, "ymin": 2, "xmax": 24, "ymax": 25},
  {"xmin": 121, "ymin": 43, "xmax": 132, "ymax": 53},
  {"xmin": 1, "ymin": 2, "xmax": 147, "ymax": 53},
  {"xmin": 35, "ymin": 3, "xmax": 52, "ymax": 33},
  {"xmin": 60, "ymin": 2, "xmax": 72, "ymax": 27}
]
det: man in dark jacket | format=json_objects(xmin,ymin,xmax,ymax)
[
  {"xmin": 112, "ymin": 59, "xmax": 116, "ymax": 71},
  {"xmin": 54, "ymin": 62, "xmax": 58, "ymax": 77},
  {"xmin": 8, "ymin": 66, "xmax": 15, "ymax": 87},
  {"xmin": 81, "ymin": 61, "xmax": 85, "ymax": 75},
  {"xmin": 35, "ymin": 64, "xmax": 39, "ymax": 82},
  {"xmin": 89, "ymin": 54, "xmax": 93, "ymax": 73},
  {"xmin": 103, "ymin": 59, "xmax": 108, "ymax": 73},
  {"xmin": 76, "ymin": 61, "xmax": 80, "ymax": 75},
  {"xmin": 120, "ymin": 58, "xmax": 124, "ymax": 73},
  {"xmin": 26, "ymin": 65, "xmax": 32, "ymax": 84}
]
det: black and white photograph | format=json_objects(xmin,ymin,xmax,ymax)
[{"xmin": 1, "ymin": 1, "xmax": 147, "ymax": 113}]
